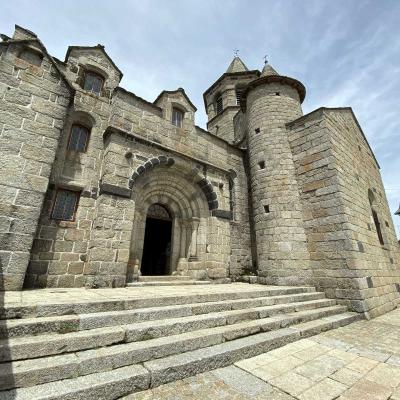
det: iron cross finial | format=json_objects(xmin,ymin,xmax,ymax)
[
  {"xmin": 263, "ymin": 54, "xmax": 268, "ymax": 64},
  {"xmin": 234, "ymin": 49, "xmax": 239, "ymax": 57}
]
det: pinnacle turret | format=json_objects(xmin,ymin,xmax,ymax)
[
  {"xmin": 260, "ymin": 63, "xmax": 278, "ymax": 77},
  {"xmin": 226, "ymin": 57, "xmax": 249, "ymax": 73}
]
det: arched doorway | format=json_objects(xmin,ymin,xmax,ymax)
[
  {"xmin": 128, "ymin": 165, "xmax": 214, "ymax": 280},
  {"xmin": 141, "ymin": 203, "xmax": 173, "ymax": 276}
]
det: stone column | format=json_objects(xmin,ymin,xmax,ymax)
[
  {"xmin": 179, "ymin": 219, "xmax": 189, "ymax": 259},
  {"xmin": 135, "ymin": 213, "xmax": 146, "ymax": 277},
  {"xmin": 188, "ymin": 218, "xmax": 200, "ymax": 261},
  {"xmin": 177, "ymin": 219, "xmax": 190, "ymax": 275}
]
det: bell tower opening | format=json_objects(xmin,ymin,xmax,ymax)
[{"xmin": 141, "ymin": 203, "xmax": 172, "ymax": 276}]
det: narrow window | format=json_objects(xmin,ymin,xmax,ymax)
[
  {"xmin": 264, "ymin": 205, "xmax": 270, "ymax": 213},
  {"xmin": 51, "ymin": 189, "xmax": 80, "ymax": 221},
  {"xmin": 172, "ymin": 108, "xmax": 184, "ymax": 128},
  {"xmin": 68, "ymin": 125, "xmax": 90, "ymax": 152},
  {"xmin": 372, "ymin": 209, "xmax": 384, "ymax": 245},
  {"xmin": 216, "ymin": 95, "xmax": 223, "ymax": 114},
  {"xmin": 236, "ymin": 90, "xmax": 243, "ymax": 105},
  {"xmin": 258, "ymin": 161, "xmax": 265, "ymax": 169},
  {"xmin": 228, "ymin": 178, "xmax": 235, "ymax": 219},
  {"xmin": 83, "ymin": 71, "xmax": 103, "ymax": 95},
  {"xmin": 368, "ymin": 189, "xmax": 384, "ymax": 246}
]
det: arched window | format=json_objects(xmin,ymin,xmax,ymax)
[
  {"xmin": 236, "ymin": 89, "xmax": 243, "ymax": 105},
  {"xmin": 215, "ymin": 94, "xmax": 223, "ymax": 114},
  {"xmin": 83, "ymin": 71, "xmax": 104, "ymax": 95},
  {"xmin": 51, "ymin": 189, "xmax": 80, "ymax": 221},
  {"xmin": 68, "ymin": 124, "xmax": 90, "ymax": 153},
  {"xmin": 172, "ymin": 107, "xmax": 184, "ymax": 128},
  {"xmin": 368, "ymin": 189, "xmax": 384, "ymax": 245}
]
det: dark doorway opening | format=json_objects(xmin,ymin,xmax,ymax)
[{"xmin": 141, "ymin": 204, "xmax": 172, "ymax": 276}]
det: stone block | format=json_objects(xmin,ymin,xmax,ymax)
[{"xmin": 68, "ymin": 262, "xmax": 85, "ymax": 274}]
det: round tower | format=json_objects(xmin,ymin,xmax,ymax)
[{"xmin": 241, "ymin": 64, "xmax": 310, "ymax": 285}]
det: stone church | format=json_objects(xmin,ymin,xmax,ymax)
[{"xmin": 1, "ymin": 25, "xmax": 399, "ymax": 318}]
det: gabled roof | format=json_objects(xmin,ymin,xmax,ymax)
[
  {"xmin": 0, "ymin": 34, "xmax": 74, "ymax": 95},
  {"xmin": 65, "ymin": 45, "xmax": 123, "ymax": 78},
  {"xmin": 154, "ymin": 88, "xmax": 197, "ymax": 111},
  {"xmin": 226, "ymin": 57, "xmax": 248, "ymax": 73}
]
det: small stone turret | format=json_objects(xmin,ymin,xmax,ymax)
[
  {"xmin": 241, "ymin": 63, "xmax": 311, "ymax": 285},
  {"xmin": 203, "ymin": 57, "xmax": 258, "ymax": 142}
]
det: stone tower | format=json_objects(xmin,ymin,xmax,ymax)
[
  {"xmin": 241, "ymin": 63, "xmax": 311, "ymax": 285},
  {"xmin": 203, "ymin": 57, "xmax": 259, "ymax": 142}
]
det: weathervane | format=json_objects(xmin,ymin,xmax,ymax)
[
  {"xmin": 234, "ymin": 49, "xmax": 239, "ymax": 57},
  {"xmin": 263, "ymin": 54, "xmax": 269, "ymax": 64}
]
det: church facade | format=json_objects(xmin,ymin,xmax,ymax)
[{"xmin": 1, "ymin": 25, "xmax": 399, "ymax": 318}]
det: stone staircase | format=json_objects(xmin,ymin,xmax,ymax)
[
  {"xmin": 0, "ymin": 284, "xmax": 361, "ymax": 399},
  {"xmin": 128, "ymin": 275, "xmax": 211, "ymax": 287}
]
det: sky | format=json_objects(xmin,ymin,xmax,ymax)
[{"xmin": 1, "ymin": 0, "xmax": 399, "ymax": 236}]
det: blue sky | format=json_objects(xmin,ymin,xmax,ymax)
[{"xmin": 2, "ymin": 0, "xmax": 399, "ymax": 236}]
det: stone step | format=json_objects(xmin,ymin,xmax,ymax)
[
  {"xmin": 0, "ymin": 364, "xmax": 150, "ymax": 400},
  {"xmin": 127, "ymin": 280, "xmax": 211, "ymax": 287},
  {"xmin": 0, "ymin": 291, "xmax": 325, "ymax": 338},
  {"xmin": 0, "ymin": 305, "xmax": 348, "ymax": 389},
  {"xmin": 143, "ymin": 312, "xmax": 361, "ymax": 388},
  {"xmin": 0, "ymin": 298, "xmax": 337, "ymax": 362},
  {"xmin": 0, "ymin": 312, "xmax": 360, "ymax": 398},
  {"xmin": 0, "ymin": 285, "xmax": 316, "ymax": 320},
  {"xmin": 138, "ymin": 275, "xmax": 192, "ymax": 281}
]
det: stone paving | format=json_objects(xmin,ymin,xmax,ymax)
[
  {"xmin": 1, "ymin": 283, "xmax": 286, "ymax": 307},
  {"xmin": 124, "ymin": 307, "xmax": 400, "ymax": 400}
]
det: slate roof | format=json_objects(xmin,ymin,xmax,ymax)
[
  {"xmin": 226, "ymin": 57, "xmax": 249, "ymax": 73},
  {"xmin": 260, "ymin": 63, "xmax": 279, "ymax": 77}
]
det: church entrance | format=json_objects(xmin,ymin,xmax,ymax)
[{"xmin": 141, "ymin": 204, "xmax": 172, "ymax": 276}]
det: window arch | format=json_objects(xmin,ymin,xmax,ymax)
[
  {"xmin": 215, "ymin": 94, "xmax": 223, "ymax": 114},
  {"xmin": 83, "ymin": 70, "xmax": 104, "ymax": 95},
  {"xmin": 235, "ymin": 86, "xmax": 246, "ymax": 106},
  {"xmin": 66, "ymin": 111, "xmax": 95, "ymax": 153},
  {"xmin": 172, "ymin": 107, "xmax": 184, "ymax": 128},
  {"xmin": 68, "ymin": 124, "xmax": 90, "ymax": 153}
]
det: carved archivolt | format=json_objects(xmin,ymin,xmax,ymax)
[{"xmin": 129, "ymin": 156, "xmax": 219, "ymax": 211}]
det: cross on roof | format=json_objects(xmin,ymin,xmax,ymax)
[
  {"xmin": 263, "ymin": 54, "xmax": 269, "ymax": 64},
  {"xmin": 234, "ymin": 49, "xmax": 239, "ymax": 57}
]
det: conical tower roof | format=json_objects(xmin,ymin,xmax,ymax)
[
  {"xmin": 260, "ymin": 63, "xmax": 279, "ymax": 77},
  {"xmin": 226, "ymin": 56, "xmax": 249, "ymax": 73}
]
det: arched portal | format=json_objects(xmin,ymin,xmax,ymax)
[
  {"xmin": 128, "ymin": 166, "xmax": 211, "ymax": 279},
  {"xmin": 141, "ymin": 203, "xmax": 173, "ymax": 276}
]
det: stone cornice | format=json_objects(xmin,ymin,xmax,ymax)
[
  {"xmin": 240, "ymin": 75, "xmax": 306, "ymax": 111},
  {"xmin": 206, "ymin": 105, "xmax": 240, "ymax": 127}
]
